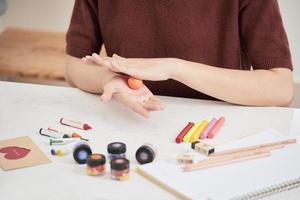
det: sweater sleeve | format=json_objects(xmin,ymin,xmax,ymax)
[
  {"xmin": 66, "ymin": 0, "xmax": 102, "ymax": 58},
  {"xmin": 239, "ymin": 0, "xmax": 292, "ymax": 70}
]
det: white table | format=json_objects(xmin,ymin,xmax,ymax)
[{"xmin": 0, "ymin": 81, "xmax": 300, "ymax": 200}]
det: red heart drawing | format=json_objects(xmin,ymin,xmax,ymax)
[{"xmin": 0, "ymin": 146, "xmax": 31, "ymax": 160}]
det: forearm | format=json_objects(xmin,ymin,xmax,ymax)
[
  {"xmin": 65, "ymin": 56, "xmax": 117, "ymax": 94},
  {"xmin": 172, "ymin": 59, "xmax": 294, "ymax": 106}
]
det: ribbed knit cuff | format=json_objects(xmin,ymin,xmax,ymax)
[
  {"xmin": 66, "ymin": 43, "xmax": 100, "ymax": 59},
  {"xmin": 251, "ymin": 58, "xmax": 293, "ymax": 70}
]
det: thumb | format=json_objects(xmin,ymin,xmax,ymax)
[{"xmin": 100, "ymin": 87, "xmax": 116, "ymax": 102}]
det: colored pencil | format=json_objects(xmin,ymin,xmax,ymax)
[
  {"xmin": 183, "ymin": 138, "xmax": 297, "ymax": 172},
  {"xmin": 195, "ymin": 148, "xmax": 273, "ymax": 164},
  {"xmin": 210, "ymin": 138, "xmax": 296, "ymax": 157},
  {"xmin": 183, "ymin": 151, "xmax": 270, "ymax": 171}
]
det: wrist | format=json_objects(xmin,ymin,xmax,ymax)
[
  {"xmin": 101, "ymin": 70, "xmax": 126, "ymax": 85},
  {"xmin": 169, "ymin": 58, "xmax": 186, "ymax": 81}
]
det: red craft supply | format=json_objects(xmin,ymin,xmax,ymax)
[
  {"xmin": 207, "ymin": 117, "xmax": 225, "ymax": 139},
  {"xmin": 175, "ymin": 122, "xmax": 195, "ymax": 143},
  {"xmin": 0, "ymin": 146, "xmax": 31, "ymax": 160},
  {"xmin": 60, "ymin": 118, "xmax": 92, "ymax": 130}
]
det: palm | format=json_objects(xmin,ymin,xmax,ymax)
[
  {"xmin": 102, "ymin": 77, "xmax": 164, "ymax": 118},
  {"xmin": 111, "ymin": 77, "xmax": 152, "ymax": 101}
]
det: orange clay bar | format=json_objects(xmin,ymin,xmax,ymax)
[{"xmin": 127, "ymin": 77, "xmax": 143, "ymax": 90}]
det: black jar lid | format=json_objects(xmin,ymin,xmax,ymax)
[
  {"xmin": 110, "ymin": 158, "xmax": 130, "ymax": 170},
  {"xmin": 107, "ymin": 142, "xmax": 126, "ymax": 154},
  {"xmin": 87, "ymin": 154, "xmax": 106, "ymax": 167},
  {"xmin": 73, "ymin": 143, "xmax": 92, "ymax": 164},
  {"xmin": 135, "ymin": 145, "xmax": 156, "ymax": 164}
]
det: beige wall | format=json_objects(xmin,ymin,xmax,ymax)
[
  {"xmin": 278, "ymin": 0, "xmax": 300, "ymax": 84},
  {"xmin": 0, "ymin": 0, "xmax": 73, "ymax": 32},
  {"xmin": 278, "ymin": 0, "xmax": 300, "ymax": 107}
]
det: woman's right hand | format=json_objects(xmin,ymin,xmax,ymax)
[{"xmin": 100, "ymin": 76, "xmax": 165, "ymax": 118}]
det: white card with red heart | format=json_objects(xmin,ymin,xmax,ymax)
[{"xmin": 0, "ymin": 136, "xmax": 51, "ymax": 170}]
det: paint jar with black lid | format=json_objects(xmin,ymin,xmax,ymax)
[
  {"xmin": 107, "ymin": 142, "xmax": 126, "ymax": 161},
  {"xmin": 136, "ymin": 143, "xmax": 157, "ymax": 164},
  {"xmin": 110, "ymin": 158, "xmax": 130, "ymax": 181},
  {"xmin": 86, "ymin": 154, "xmax": 106, "ymax": 176},
  {"xmin": 73, "ymin": 142, "xmax": 92, "ymax": 164}
]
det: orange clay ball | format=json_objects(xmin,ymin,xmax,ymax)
[{"xmin": 127, "ymin": 77, "xmax": 143, "ymax": 90}]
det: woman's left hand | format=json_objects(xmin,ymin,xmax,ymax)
[{"xmin": 83, "ymin": 53, "xmax": 179, "ymax": 81}]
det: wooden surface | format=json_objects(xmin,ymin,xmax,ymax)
[
  {"xmin": 0, "ymin": 27, "xmax": 66, "ymax": 80},
  {"xmin": 0, "ymin": 27, "xmax": 107, "ymax": 84}
]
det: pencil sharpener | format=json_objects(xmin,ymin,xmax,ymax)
[
  {"xmin": 176, "ymin": 153, "xmax": 196, "ymax": 164},
  {"xmin": 191, "ymin": 141, "xmax": 215, "ymax": 156}
]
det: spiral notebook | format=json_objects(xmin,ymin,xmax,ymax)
[{"xmin": 137, "ymin": 130, "xmax": 300, "ymax": 200}]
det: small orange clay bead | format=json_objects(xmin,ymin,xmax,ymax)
[
  {"xmin": 127, "ymin": 77, "xmax": 143, "ymax": 90},
  {"xmin": 71, "ymin": 133, "xmax": 81, "ymax": 138}
]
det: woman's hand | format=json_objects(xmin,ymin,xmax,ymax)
[
  {"xmin": 100, "ymin": 76, "xmax": 165, "ymax": 118},
  {"xmin": 83, "ymin": 53, "xmax": 179, "ymax": 81}
]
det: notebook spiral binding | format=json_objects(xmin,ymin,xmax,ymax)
[{"xmin": 230, "ymin": 177, "xmax": 300, "ymax": 200}]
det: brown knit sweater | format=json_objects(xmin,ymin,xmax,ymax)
[{"xmin": 66, "ymin": 0, "xmax": 292, "ymax": 100}]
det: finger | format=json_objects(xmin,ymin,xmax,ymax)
[
  {"xmin": 111, "ymin": 61, "xmax": 138, "ymax": 77},
  {"xmin": 92, "ymin": 54, "xmax": 123, "ymax": 73},
  {"xmin": 101, "ymin": 58, "xmax": 115, "ymax": 68},
  {"xmin": 115, "ymin": 94, "xmax": 150, "ymax": 118},
  {"xmin": 91, "ymin": 53, "xmax": 111, "ymax": 67},
  {"xmin": 82, "ymin": 57, "xmax": 88, "ymax": 63},
  {"xmin": 112, "ymin": 54, "xmax": 141, "ymax": 64},
  {"xmin": 149, "ymin": 96, "xmax": 166, "ymax": 109},
  {"xmin": 111, "ymin": 55, "xmax": 140, "ymax": 77},
  {"xmin": 142, "ymin": 101, "xmax": 162, "ymax": 111},
  {"xmin": 143, "ymin": 98, "xmax": 165, "ymax": 110},
  {"xmin": 91, "ymin": 53, "xmax": 105, "ymax": 65},
  {"xmin": 82, "ymin": 57, "xmax": 90, "ymax": 64},
  {"xmin": 109, "ymin": 60, "xmax": 125, "ymax": 73},
  {"xmin": 91, "ymin": 54, "xmax": 112, "ymax": 63},
  {"xmin": 112, "ymin": 54, "xmax": 126, "ymax": 60},
  {"xmin": 111, "ymin": 60, "xmax": 127, "ymax": 72},
  {"xmin": 82, "ymin": 56, "xmax": 97, "ymax": 65},
  {"xmin": 130, "ymin": 102, "xmax": 150, "ymax": 118},
  {"xmin": 100, "ymin": 86, "xmax": 116, "ymax": 102}
]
